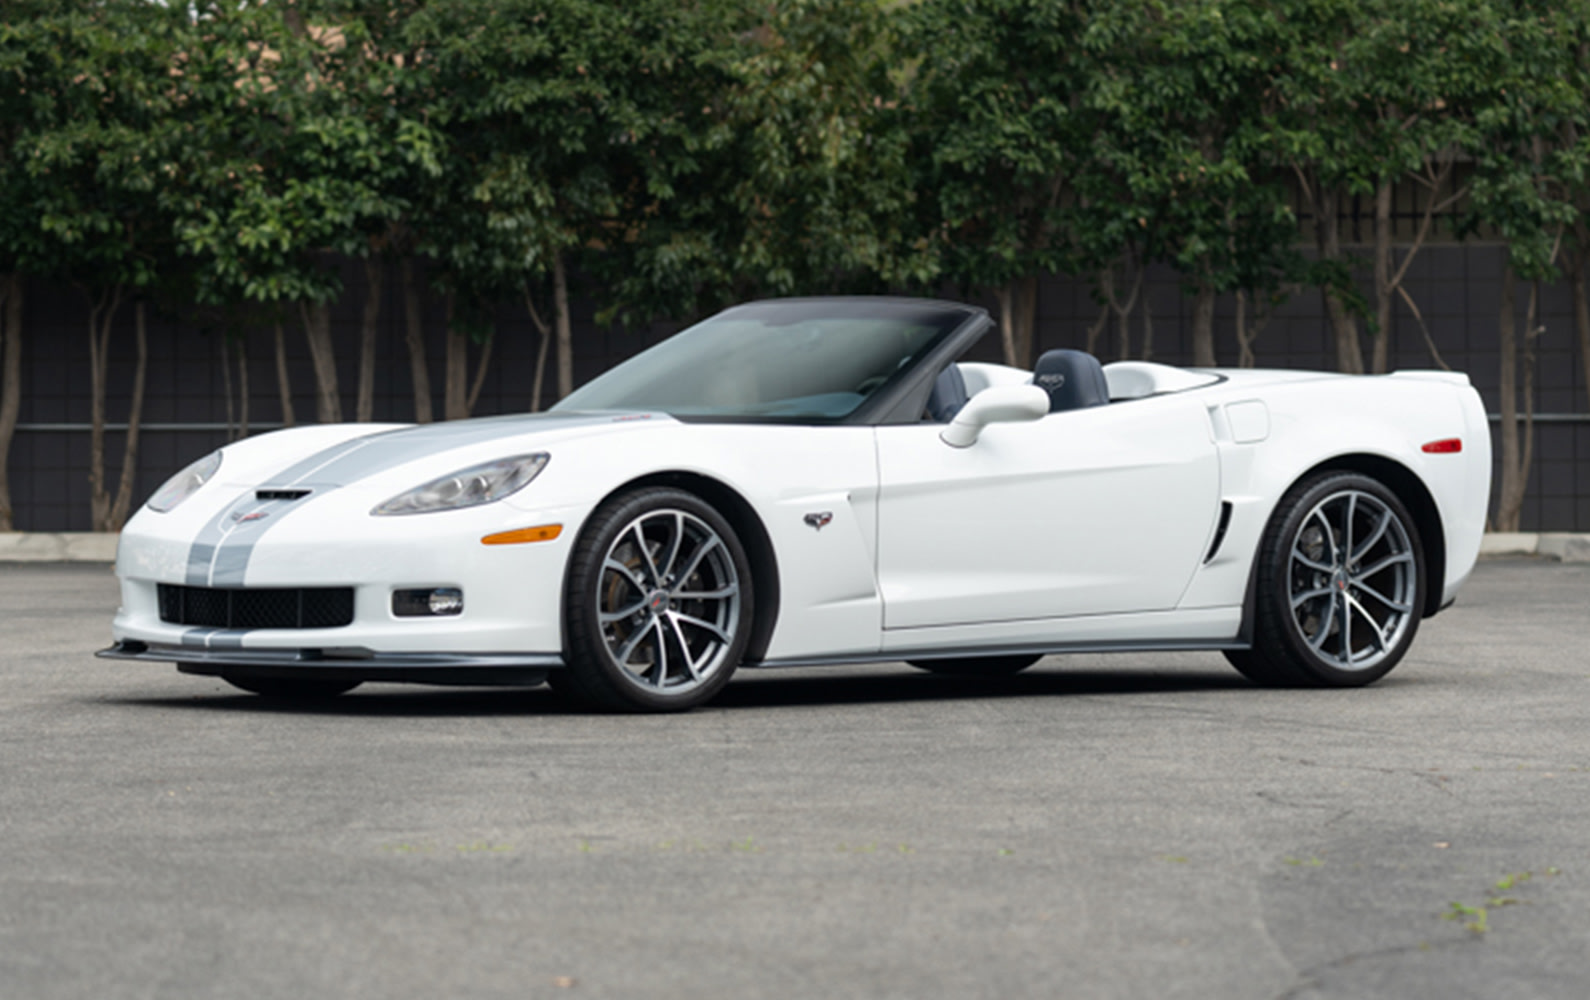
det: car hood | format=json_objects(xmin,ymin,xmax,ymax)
[{"xmin": 244, "ymin": 411, "xmax": 673, "ymax": 490}]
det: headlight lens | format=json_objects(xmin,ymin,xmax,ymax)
[
  {"xmin": 371, "ymin": 453, "xmax": 550, "ymax": 516},
  {"xmin": 146, "ymin": 451, "xmax": 222, "ymax": 513}
]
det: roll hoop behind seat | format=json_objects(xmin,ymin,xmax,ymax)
[{"xmin": 1031, "ymin": 349, "xmax": 1110, "ymax": 412}]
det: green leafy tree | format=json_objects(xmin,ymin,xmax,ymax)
[
  {"xmin": 609, "ymin": 0, "xmax": 921, "ymax": 323},
  {"xmin": 900, "ymin": 0, "xmax": 1094, "ymax": 367},
  {"xmin": 1081, "ymin": 0, "xmax": 1303, "ymax": 366},
  {"xmin": 1463, "ymin": 1, "xmax": 1582, "ymax": 531},
  {"xmin": 173, "ymin": 2, "xmax": 432, "ymax": 424},
  {"xmin": 5, "ymin": 0, "xmax": 194, "ymax": 530}
]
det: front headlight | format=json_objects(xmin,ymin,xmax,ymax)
[
  {"xmin": 371, "ymin": 453, "xmax": 550, "ymax": 516},
  {"xmin": 146, "ymin": 451, "xmax": 222, "ymax": 513}
]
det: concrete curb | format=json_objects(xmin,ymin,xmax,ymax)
[
  {"xmin": 1479, "ymin": 532, "xmax": 1590, "ymax": 562},
  {"xmin": 0, "ymin": 533, "xmax": 120, "ymax": 564},
  {"xmin": 1, "ymin": 531, "xmax": 1587, "ymax": 564}
]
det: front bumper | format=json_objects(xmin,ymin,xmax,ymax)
[{"xmin": 98, "ymin": 640, "xmax": 562, "ymax": 687}]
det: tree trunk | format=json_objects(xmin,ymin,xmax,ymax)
[
  {"xmin": 105, "ymin": 301, "xmax": 149, "ymax": 532},
  {"xmin": 1495, "ymin": 262, "xmax": 1531, "ymax": 532},
  {"xmin": 466, "ymin": 329, "xmax": 495, "ymax": 416},
  {"xmin": 1190, "ymin": 282, "xmax": 1216, "ymax": 367},
  {"xmin": 554, "ymin": 251, "xmax": 573, "ymax": 400},
  {"xmin": 1371, "ymin": 180, "xmax": 1393, "ymax": 375},
  {"xmin": 86, "ymin": 284, "xmax": 124, "ymax": 532},
  {"xmin": 0, "ymin": 274, "xmax": 22, "ymax": 530},
  {"xmin": 401, "ymin": 258, "xmax": 433, "ymax": 423},
  {"xmin": 357, "ymin": 256, "xmax": 383, "ymax": 422},
  {"xmin": 992, "ymin": 275, "xmax": 1038, "ymax": 369},
  {"xmin": 220, "ymin": 328, "xmax": 236, "ymax": 439},
  {"xmin": 235, "ymin": 336, "xmax": 250, "ymax": 439},
  {"xmin": 273, "ymin": 322, "xmax": 296, "ymax": 428},
  {"xmin": 300, "ymin": 300, "xmax": 342, "ymax": 423},
  {"xmin": 1574, "ymin": 248, "xmax": 1590, "ymax": 413},
  {"xmin": 524, "ymin": 284, "xmax": 553, "ymax": 412},
  {"xmin": 444, "ymin": 293, "xmax": 468, "ymax": 421},
  {"xmin": 1314, "ymin": 186, "xmax": 1364, "ymax": 374}
]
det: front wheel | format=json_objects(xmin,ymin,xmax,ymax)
[
  {"xmin": 1232, "ymin": 472, "xmax": 1425, "ymax": 687},
  {"xmin": 561, "ymin": 488, "xmax": 754, "ymax": 712}
]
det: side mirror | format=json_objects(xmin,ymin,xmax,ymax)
[{"xmin": 940, "ymin": 385, "xmax": 1049, "ymax": 448}]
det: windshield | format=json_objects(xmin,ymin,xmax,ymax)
[{"xmin": 553, "ymin": 299, "xmax": 971, "ymax": 423}]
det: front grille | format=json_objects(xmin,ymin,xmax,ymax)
[{"xmin": 157, "ymin": 584, "xmax": 354, "ymax": 630}]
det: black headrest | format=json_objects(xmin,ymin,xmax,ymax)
[{"xmin": 1031, "ymin": 349, "xmax": 1109, "ymax": 412}]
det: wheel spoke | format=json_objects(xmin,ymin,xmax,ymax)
[
  {"xmin": 630, "ymin": 523, "xmax": 662, "ymax": 586},
  {"xmin": 1359, "ymin": 551, "xmax": 1413, "ymax": 578},
  {"xmin": 664, "ymin": 612, "xmax": 703, "ymax": 679},
  {"xmin": 603, "ymin": 558, "xmax": 647, "ymax": 592},
  {"xmin": 672, "ymin": 535, "xmax": 721, "ymax": 591},
  {"xmin": 1305, "ymin": 591, "xmax": 1336, "ymax": 651},
  {"xmin": 647, "ymin": 616, "xmax": 669, "ymax": 687},
  {"xmin": 1343, "ymin": 493, "xmax": 1358, "ymax": 562},
  {"xmin": 670, "ymin": 611, "xmax": 730, "ymax": 645},
  {"xmin": 1293, "ymin": 550, "xmax": 1334, "ymax": 574},
  {"xmin": 613, "ymin": 615, "xmax": 654, "ymax": 667},
  {"xmin": 1344, "ymin": 591, "xmax": 1391, "ymax": 652},
  {"xmin": 1352, "ymin": 581, "xmax": 1411, "ymax": 614},
  {"xmin": 1315, "ymin": 508, "xmax": 1341, "ymax": 565},
  {"xmin": 598, "ymin": 599, "xmax": 646, "ymax": 624},
  {"xmin": 1351, "ymin": 508, "xmax": 1392, "ymax": 562},
  {"xmin": 656, "ymin": 512, "xmax": 685, "ymax": 582},
  {"xmin": 1291, "ymin": 585, "xmax": 1333, "ymax": 610},
  {"xmin": 671, "ymin": 585, "xmax": 738, "ymax": 601},
  {"xmin": 1339, "ymin": 590, "xmax": 1352, "ymax": 662}
]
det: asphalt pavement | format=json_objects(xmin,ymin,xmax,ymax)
[{"xmin": 2, "ymin": 559, "xmax": 1588, "ymax": 1000}]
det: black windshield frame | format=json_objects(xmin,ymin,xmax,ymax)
[{"xmin": 552, "ymin": 297, "xmax": 992, "ymax": 426}]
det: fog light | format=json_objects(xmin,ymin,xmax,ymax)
[{"xmin": 393, "ymin": 587, "xmax": 464, "ymax": 617}]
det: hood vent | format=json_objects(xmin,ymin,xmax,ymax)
[{"xmin": 256, "ymin": 488, "xmax": 312, "ymax": 501}]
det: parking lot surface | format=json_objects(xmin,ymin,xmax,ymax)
[{"xmin": 2, "ymin": 559, "xmax": 1589, "ymax": 999}]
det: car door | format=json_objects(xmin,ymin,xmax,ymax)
[{"xmin": 874, "ymin": 393, "xmax": 1222, "ymax": 631}]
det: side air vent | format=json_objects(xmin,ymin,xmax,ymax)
[
  {"xmin": 1205, "ymin": 502, "xmax": 1234, "ymax": 562},
  {"xmin": 256, "ymin": 488, "xmax": 312, "ymax": 501}
]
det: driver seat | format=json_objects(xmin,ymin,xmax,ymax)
[{"xmin": 1031, "ymin": 349, "xmax": 1109, "ymax": 412}]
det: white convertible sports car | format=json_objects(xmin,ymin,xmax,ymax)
[{"xmin": 101, "ymin": 297, "xmax": 1491, "ymax": 711}]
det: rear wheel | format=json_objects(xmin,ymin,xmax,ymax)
[
  {"xmin": 561, "ymin": 488, "xmax": 754, "ymax": 712},
  {"xmin": 908, "ymin": 655, "xmax": 1041, "ymax": 676},
  {"xmin": 220, "ymin": 673, "xmax": 360, "ymax": 700},
  {"xmin": 1231, "ymin": 472, "xmax": 1425, "ymax": 687}
]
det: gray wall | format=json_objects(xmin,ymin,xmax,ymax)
[{"xmin": 8, "ymin": 244, "xmax": 1588, "ymax": 531}]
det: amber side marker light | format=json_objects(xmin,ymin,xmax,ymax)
[
  {"xmin": 482, "ymin": 524, "xmax": 563, "ymax": 545},
  {"xmin": 1421, "ymin": 438, "xmax": 1463, "ymax": 454}
]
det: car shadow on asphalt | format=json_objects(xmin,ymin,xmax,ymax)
[{"xmin": 106, "ymin": 665, "xmax": 1260, "ymax": 717}]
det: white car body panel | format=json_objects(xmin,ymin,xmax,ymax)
[{"xmin": 875, "ymin": 393, "xmax": 1221, "ymax": 629}]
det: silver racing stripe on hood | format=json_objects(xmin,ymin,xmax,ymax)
[{"xmin": 184, "ymin": 412, "xmax": 632, "ymax": 589}]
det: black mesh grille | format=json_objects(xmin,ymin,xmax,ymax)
[{"xmin": 156, "ymin": 584, "xmax": 354, "ymax": 630}]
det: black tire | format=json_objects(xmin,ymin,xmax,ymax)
[
  {"xmin": 221, "ymin": 672, "xmax": 361, "ymax": 700},
  {"xmin": 908, "ymin": 654, "xmax": 1041, "ymax": 676},
  {"xmin": 1233, "ymin": 471, "xmax": 1426, "ymax": 688},
  {"xmin": 561, "ymin": 487, "xmax": 754, "ymax": 712}
]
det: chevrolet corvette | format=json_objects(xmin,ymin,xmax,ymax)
[{"xmin": 100, "ymin": 297, "xmax": 1492, "ymax": 711}]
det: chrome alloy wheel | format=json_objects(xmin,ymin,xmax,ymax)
[
  {"xmin": 596, "ymin": 508, "xmax": 742, "ymax": 695},
  {"xmin": 1287, "ymin": 488, "xmax": 1417, "ymax": 672}
]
